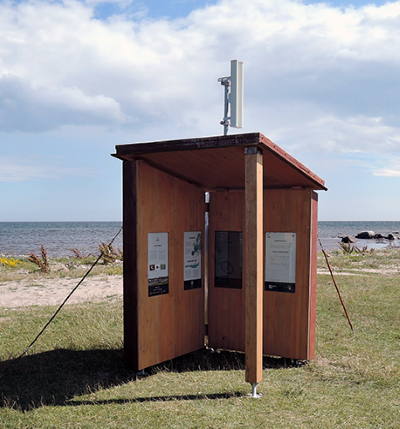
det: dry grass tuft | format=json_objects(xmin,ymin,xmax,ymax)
[
  {"xmin": 69, "ymin": 248, "xmax": 91, "ymax": 259},
  {"xmin": 98, "ymin": 243, "xmax": 123, "ymax": 265},
  {"xmin": 27, "ymin": 245, "xmax": 49, "ymax": 274}
]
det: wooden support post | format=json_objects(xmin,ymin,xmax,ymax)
[{"xmin": 244, "ymin": 146, "xmax": 264, "ymax": 391}]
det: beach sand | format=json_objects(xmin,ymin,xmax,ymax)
[
  {"xmin": 1, "ymin": 265, "xmax": 398, "ymax": 308},
  {"xmin": 0, "ymin": 275, "xmax": 123, "ymax": 308}
]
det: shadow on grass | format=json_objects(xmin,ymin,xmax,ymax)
[
  {"xmin": 0, "ymin": 348, "xmax": 130, "ymax": 410},
  {"xmin": 68, "ymin": 391, "xmax": 246, "ymax": 407},
  {"xmin": 148, "ymin": 348, "xmax": 301, "ymax": 375},
  {"xmin": 0, "ymin": 348, "xmax": 299, "ymax": 410}
]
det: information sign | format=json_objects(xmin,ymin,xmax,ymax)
[
  {"xmin": 148, "ymin": 232, "xmax": 169, "ymax": 297},
  {"xmin": 184, "ymin": 231, "xmax": 202, "ymax": 290},
  {"xmin": 265, "ymin": 232, "xmax": 296, "ymax": 293}
]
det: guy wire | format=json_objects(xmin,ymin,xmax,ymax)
[
  {"xmin": 319, "ymin": 238, "xmax": 354, "ymax": 332},
  {"xmin": 17, "ymin": 227, "xmax": 123, "ymax": 359}
]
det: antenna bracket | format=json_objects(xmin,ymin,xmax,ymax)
[
  {"xmin": 217, "ymin": 60, "xmax": 244, "ymax": 136},
  {"xmin": 217, "ymin": 76, "xmax": 231, "ymax": 135}
]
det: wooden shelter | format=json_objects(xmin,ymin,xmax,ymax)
[{"xmin": 112, "ymin": 132, "xmax": 326, "ymax": 391}]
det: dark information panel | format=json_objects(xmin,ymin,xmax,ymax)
[
  {"xmin": 149, "ymin": 281, "xmax": 169, "ymax": 297},
  {"xmin": 215, "ymin": 231, "xmax": 243, "ymax": 289},
  {"xmin": 265, "ymin": 281, "xmax": 295, "ymax": 293},
  {"xmin": 184, "ymin": 278, "xmax": 202, "ymax": 290}
]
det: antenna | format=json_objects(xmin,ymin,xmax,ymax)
[
  {"xmin": 217, "ymin": 59, "xmax": 244, "ymax": 135},
  {"xmin": 230, "ymin": 59, "xmax": 244, "ymax": 128}
]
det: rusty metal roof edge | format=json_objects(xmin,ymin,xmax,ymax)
[{"xmin": 112, "ymin": 132, "xmax": 262, "ymax": 158}]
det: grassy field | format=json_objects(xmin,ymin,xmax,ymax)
[{"xmin": 0, "ymin": 250, "xmax": 399, "ymax": 428}]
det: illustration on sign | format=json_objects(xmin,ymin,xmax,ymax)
[
  {"xmin": 265, "ymin": 232, "xmax": 296, "ymax": 293},
  {"xmin": 184, "ymin": 231, "xmax": 202, "ymax": 290},
  {"xmin": 215, "ymin": 231, "xmax": 243, "ymax": 289},
  {"xmin": 148, "ymin": 232, "xmax": 169, "ymax": 297}
]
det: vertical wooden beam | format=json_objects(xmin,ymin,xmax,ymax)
[
  {"xmin": 122, "ymin": 160, "xmax": 139, "ymax": 372},
  {"xmin": 244, "ymin": 147, "xmax": 264, "ymax": 387},
  {"xmin": 308, "ymin": 191, "xmax": 319, "ymax": 360}
]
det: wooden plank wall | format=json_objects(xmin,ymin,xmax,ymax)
[
  {"xmin": 208, "ymin": 191, "xmax": 246, "ymax": 352},
  {"xmin": 125, "ymin": 160, "xmax": 205, "ymax": 370},
  {"xmin": 263, "ymin": 189, "xmax": 314, "ymax": 360},
  {"xmin": 208, "ymin": 189, "xmax": 317, "ymax": 360}
]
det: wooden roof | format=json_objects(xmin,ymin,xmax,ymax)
[{"xmin": 112, "ymin": 132, "xmax": 327, "ymax": 191}]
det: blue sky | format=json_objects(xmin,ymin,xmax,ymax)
[{"xmin": 1, "ymin": 0, "xmax": 400, "ymax": 221}]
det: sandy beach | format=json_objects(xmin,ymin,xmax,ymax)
[
  {"xmin": 2, "ymin": 268, "xmax": 399, "ymax": 308},
  {"xmin": 0, "ymin": 274, "xmax": 123, "ymax": 308},
  {"xmin": 1, "ymin": 247, "xmax": 399, "ymax": 308}
]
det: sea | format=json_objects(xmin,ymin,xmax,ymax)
[
  {"xmin": 318, "ymin": 221, "xmax": 400, "ymax": 251},
  {"xmin": 0, "ymin": 222, "xmax": 123, "ymax": 258},
  {"xmin": 1, "ymin": 221, "xmax": 400, "ymax": 257}
]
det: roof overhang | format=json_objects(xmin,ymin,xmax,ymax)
[{"xmin": 112, "ymin": 132, "xmax": 327, "ymax": 191}]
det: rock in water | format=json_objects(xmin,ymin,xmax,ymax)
[
  {"xmin": 355, "ymin": 231, "xmax": 375, "ymax": 239},
  {"xmin": 341, "ymin": 236, "xmax": 357, "ymax": 243}
]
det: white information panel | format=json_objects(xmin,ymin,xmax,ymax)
[
  {"xmin": 265, "ymin": 232, "xmax": 296, "ymax": 293},
  {"xmin": 148, "ymin": 232, "xmax": 169, "ymax": 297},
  {"xmin": 184, "ymin": 231, "xmax": 202, "ymax": 290}
]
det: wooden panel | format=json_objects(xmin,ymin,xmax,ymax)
[
  {"xmin": 131, "ymin": 147, "xmax": 323, "ymax": 192},
  {"xmin": 208, "ymin": 188, "xmax": 317, "ymax": 361},
  {"xmin": 263, "ymin": 189, "xmax": 314, "ymax": 360},
  {"xmin": 127, "ymin": 161, "xmax": 205, "ymax": 371},
  {"xmin": 244, "ymin": 150, "xmax": 263, "ymax": 385},
  {"xmin": 137, "ymin": 147, "xmax": 246, "ymax": 190},
  {"xmin": 208, "ymin": 191, "xmax": 246, "ymax": 352},
  {"xmin": 113, "ymin": 132, "xmax": 326, "ymax": 192}
]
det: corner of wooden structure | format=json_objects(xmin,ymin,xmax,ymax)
[{"xmin": 122, "ymin": 160, "xmax": 139, "ymax": 372}]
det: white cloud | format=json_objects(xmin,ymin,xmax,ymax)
[
  {"xmin": 0, "ymin": 75, "xmax": 128, "ymax": 132},
  {"xmin": 1, "ymin": 0, "xmax": 400, "ymax": 158},
  {"xmin": 0, "ymin": 156, "xmax": 96, "ymax": 182},
  {"xmin": 296, "ymin": 114, "xmax": 400, "ymax": 153},
  {"xmin": 373, "ymin": 168, "xmax": 400, "ymax": 177},
  {"xmin": 85, "ymin": 0, "xmax": 133, "ymax": 4},
  {"xmin": 373, "ymin": 159, "xmax": 400, "ymax": 176}
]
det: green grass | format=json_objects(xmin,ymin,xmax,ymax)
[
  {"xmin": 0, "ymin": 252, "xmax": 399, "ymax": 428},
  {"xmin": 317, "ymin": 247, "xmax": 400, "ymax": 272}
]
